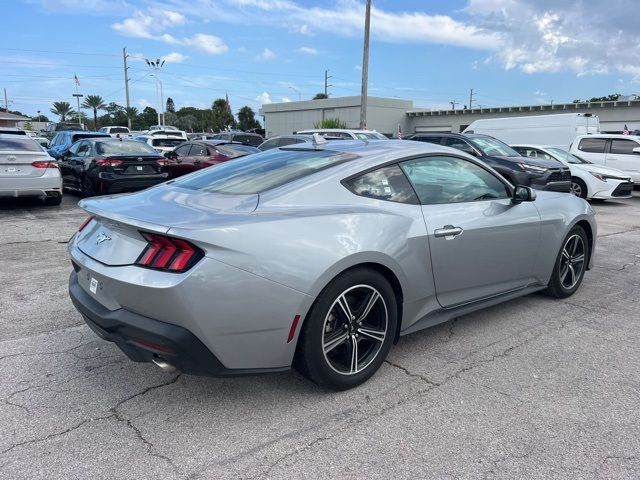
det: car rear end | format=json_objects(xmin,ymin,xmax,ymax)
[
  {"xmin": 67, "ymin": 187, "xmax": 310, "ymax": 375},
  {"xmin": 0, "ymin": 135, "xmax": 62, "ymax": 202},
  {"xmin": 149, "ymin": 136, "xmax": 186, "ymax": 154},
  {"xmin": 88, "ymin": 140, "xmax": 169, "ymax": 194}
]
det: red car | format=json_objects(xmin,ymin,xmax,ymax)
[{"xmin": 164, "ymin": 140, "xmax": 260, "ymax": 178}]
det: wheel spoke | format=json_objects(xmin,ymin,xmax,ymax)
[
  {"xmin": 349, "ymin": 335, "xmax": 358, "ymax": 373},
  {"xmin": 357, "ymin": 290, "xmax": 380, "ymax": 322},
  {"xmin": 560, "ymin": 264, "xmax": 569, "ymax": 282},
  {"xmin": 568, "ymin": 264, "xmax": 576, "ymax": 286},
  {"xmin": 357, "ymin": 326, "xmax": 386, "ymax": 343},
  {"xmin": 571, "ymin": 237, "xmax": 580, "ymax": 255},
  {"xmin": 572, "ymin": 254, "xmax": 585, "ymax": 264},
  {"xmin": 336, "ymin": 294, "xmax": 353, "ymax": 322},
  {"xmin": 323, "ymin": 332, "xmax": 349, "ymax": 354},
  {"xmin": 562, "ymin": 249, "xmax": 570, "ymax": 260}
]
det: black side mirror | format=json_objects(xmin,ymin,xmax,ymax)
[
  {"xmin": 164, "ymin": 151, "xmax": 175, "ymax": 158},
  {"xmin": 512, "ymin": 185, "xmax": 536, "ymax": 203}
]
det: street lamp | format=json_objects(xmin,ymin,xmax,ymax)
[
  {"xmin": 288, "ymin": 86, "xmax": 301, "ymax": 101},
  {"xmin": 145, "ymin": 58, "xmax": 166, "ymax": 126}
]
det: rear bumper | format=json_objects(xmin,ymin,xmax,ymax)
[
  {"xmin": 0, "ymin": 171, "xmax": 62, "ymax": 197},
  {"xmin": 96, "ymin": 172, "xmax": 169, "ymax": 194},
  {"xmin": 69, "ymin": 270, "xmax": 289, "ymax": 376}
]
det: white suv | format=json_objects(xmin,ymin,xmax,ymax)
[
  {"xmin": 99, "ymin": 126, "xmax": 132, "ymax": 138},
  {"xmin": 296, "ymin": 129, "xmax": 388, "ymax": 140},
  {"xmin": 570, "ymin": 135, "xmax": 640, "ymax": 183}
]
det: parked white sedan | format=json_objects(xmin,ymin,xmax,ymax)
[
  {"xmin": 0, "ymin": 134, "xmax": 62, "ymax": 205},
  {"xmin": 512, "ymin": 144, "xmax": 634, "ymax": 200}
]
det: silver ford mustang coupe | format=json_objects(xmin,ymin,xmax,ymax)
[{"xmin": 68, "ymin": 139, "xmax": 596, "ymax": 390}]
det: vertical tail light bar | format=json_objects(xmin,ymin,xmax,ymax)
[
  {"xmin": 135, "ymin": 232, "xmax": 203, "ymax": 273},
  {"xmin": 78, "ymin": 215, "xmax": 95, "ymax": 232}
]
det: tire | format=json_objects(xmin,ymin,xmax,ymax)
[
  {"xmin": 44, "ymin": 195, "xmax": 62, "ymax": 206},
  {"xmin": 545, "ymin": 225, "xmax": 589, "ymax": 298},
  {"xmin": 294, "ymin": 267, "xmax": 398, "ymax": 390},
  {"xmin": 570, "ymin": 177, "xmax": 588, "ymax": 199},
  {"xmin": 81, "ymin": 176, "xmax": 95, "ymax": 197}
]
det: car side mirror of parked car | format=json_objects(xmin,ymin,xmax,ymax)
[
  {"xmin": 512, "ymin": 185, "xmax": 536, "ymax": 204},
  {"xmin": 164, "ymin": 151, "xmax": 176, "ymax": 159},
  {"xmin": 632, "ymin": 147, "xmax": 640, "ymax": 155}
]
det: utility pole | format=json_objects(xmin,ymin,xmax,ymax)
[
  {"xmin": 450, "ymin": 100, "xmax": 459, "ymax": 111},
  {"xmin": 72, "ymin": 93, "xmax": 83, "ymax": 127},
  {"xmin": 123, "ymin": 47, "xmax": 131, "ymax": 129},
  {"xmin": 3, "ymin": 88, "xmax": 8, "ymax": 112},
  {"xmin": 324, "ymin": 69, "xmax": 332, "ymax": 97},
  {"xmin": 359, "ymin": 0, "xmax": 371, "ymax": 129},
  {"xmin": 468, "ymin": 88, "xmax": 474, "ymax": 109}
]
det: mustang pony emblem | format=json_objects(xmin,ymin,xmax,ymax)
[{"xmin": 96, "ymin": 232, "xmax": 112, "ymax": 245}]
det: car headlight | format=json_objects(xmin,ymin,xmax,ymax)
[
  {"xmin": 517, "ymin": 163, "xmax": 548, "ymax": 174},
  {"xmin": 589, "ymin": 172, "xmax": 631, "ymax": 182}
]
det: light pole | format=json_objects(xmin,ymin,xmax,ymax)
[
  {"xmin": 72, "ymin": 93, "xmax": 83, "ymax": 127},
  {"xmin": 288, "ymin": 86, "xmax": 301, "ymax": 101},
  {"xmin": 359, "ymin": 0, "xmax": 372, "ymax": 129},
  {"xmin": 145, "ymin": 58, "xmax": 166, "ymax": 126}
]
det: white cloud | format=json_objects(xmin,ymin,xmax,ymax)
[
  {"xmin": 290, "ymin": 24, "xmax": 314, "ymax": 36},
  {"xmin": 354, "ymin": 64, "xmax": 362, "ymax": 71},
  {"xmin": 256, "ymin": 91, "xmax": 272, "ymax": 104},
  {"xmin": 281, "ymin": 97, "xmax": 292, "ymax": 102},
  {"xmin": 183, "ymin": 34, "xmax": 228, "ymax": 54},
  {"xmin": 161, "ymin": 52, "xmax": 188, "ymax": 63},
  {"xmin": 257, "ymin": 48, "xmax": 276, "ymax": 61},
  {"xmin": 112, "ymin": 9, "xmax": 228, "ymax": 55},
  {"xmin": 298, "ymin": 46, "xmax": 317, "ymax": 55}
]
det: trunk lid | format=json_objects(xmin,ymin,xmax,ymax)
[
  {"xmin": 76, "ymin": 184, "xmax": 259, "ymax": 265},
  {"xmin": 103, "ymin": 155, "xmax": 164, "ymax": 175},
  {"xmin": 0, "ymin": 152, "xmax": 51, "ymax": 178}
]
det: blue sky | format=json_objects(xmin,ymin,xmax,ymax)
[{"xmin": 2, "ymin": 0, "xmax": 639, "ymax": 120}]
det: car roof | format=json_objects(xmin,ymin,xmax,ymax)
[{"xmin": 574, "ymin": 134, "xmax": 640, "ymax": 139}]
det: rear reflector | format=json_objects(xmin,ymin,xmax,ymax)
[
  {"xmin": 136, "ymin": 232, "xmax": 203, "ymax": 273},
  {"xmin": 78, "ymin": 215, "xmax": 95, "ymax": 232},
  {"xmin": 96, "ymin": 158, "xmax": 124, "ymax": 167},
  {"xmin": 156, "ymin": 159, "xmax": 169, "ymax": 166},
  {"xmin": 32, "ymin": 161, "xmax": 58, "ymax": 169},
  {"xmin": 287, "ymin": 315, "xmax": 301, "ymax": 343}
]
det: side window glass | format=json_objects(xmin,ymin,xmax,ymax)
[
  {"xmin": 67, "ymin": 142, "xmax": 80, "ymax": 155},
  {"xmin": 76, "ymin": 143, "xmax": 89, "ymax": 157},
  {"xmin": 190, "ymin": 144, "xmax": 208, "ymax": 156},
  {"xmin": 174, "ymin": 144, "xmax": 191, "ymax": 156},
  {"xmin": 278, "ymin": 138, "xmax": 298, "ymax": 147},
  {"xmin": 610, "ymin": 139, "xmax": 637, "ymax": 155},
  {"xmin": 344, "ymin": 164, "xmax": 418, "ymax": 204},
  {"xmin": 400, "ymin": 156, "xmax": 510, "ymax": 205},
  {"xmin": 444, "ymin": 137, "xmax": 475, "ymax": 155},
  {"xmin": 578, "ymin": 138, "xmax": 606, "ymax": 153}
]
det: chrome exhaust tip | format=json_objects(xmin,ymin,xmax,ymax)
[{"xmin": 152, "ymin": 358, "xmax": 177, "ymax": 373}]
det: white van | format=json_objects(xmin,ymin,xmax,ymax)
[{"xmin": 463, "ymin": 113, "xmax": 599, "ymax": 150}]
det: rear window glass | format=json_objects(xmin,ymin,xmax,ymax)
[
  {"xmin": 109, "ymin": 127, "xmax": 130, "ymax": 134},
  {"xmin": 71, "ymin": 133, "xmax": 109, "ymax": 143},
  {"xmin": 233, "ymin": 134, "xmax": 262, "ymax": 146},
  {"xmin": 175, "ymin": 149, "xmax": 358, "ymax": 194},
  {"xmin": 152, "ymin": 138, "xmax": 185, "ymax": 147},
  {"xmin": 215, "ymin": 144, "xmax": 259, "ymax": 157},
  {"xmin": 96, "ymin": 141, "xmax": 158, "ymax": 155},
  {"xmin": 0, "ymin": 138, "xmax": 43, "ymax": 152}
]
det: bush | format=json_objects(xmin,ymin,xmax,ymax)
[{"xmin": 313, "ymin": 118, "xmax": 347, "ymax": 129}]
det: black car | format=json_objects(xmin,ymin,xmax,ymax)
[
  {"xmin": 406, "ymin": 133, "xmax": 571, "ymax": 192},
  {"xmin": 58, "ymin": 138, "xmax": 169, "ymax": 196}
]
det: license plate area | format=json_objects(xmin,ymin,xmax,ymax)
[{"xmin": 123, "ymin": 165, "xmax": 156, "ymax": 175}]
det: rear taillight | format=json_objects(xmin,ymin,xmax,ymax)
[
  {"xmin": 32, "ymin": 161, "xmax": 58, "ymax": 169},
  {"xmin": 156, "ymin": 159, "xmax": 169, "ymax": 166},
  {"xmin": 78, "ymin": 215, "xmax": 95, "ymax": 232},
  {"xmin": 96, "ymin": 158, "xmax": 124, "ymax": 167},
  {"xmin": 135, "ymin": 232, "xmax": 203, "ymax": 273}
]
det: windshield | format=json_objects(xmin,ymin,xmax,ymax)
[
  {"xmin": 547, "ymin": 147, "xmax": 591, "ymax": 164},
  {"xmin": 152, "ymin": 138, "xmax": 185, "ymax": 147},
  {"xmin": 0, "ymin": 138, "xmax": 43, "ymax": 152},
  {"xmin": 175, "ymin": 149, "xmax": 358, "ymax": 194},
  {"xmin": 468, "ymin": 136, "xmax": 520, "ymax": 157},
  {"xmin": 96, "ymin": 141, "xmax": 158, "ymax": 155}
]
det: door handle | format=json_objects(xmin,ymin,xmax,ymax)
[{"xmin": 434, "ymin": 225, "xmax": 463, "ymax": 238}]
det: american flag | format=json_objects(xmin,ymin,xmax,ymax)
[
  {"xmin": 397, "ymin": 123, "xmax": 403, "ymax": 139},
  {"xmin": 74, "ymin": 75, "xmax": 80, "ymax": 86},
  {"xmin": 623, "ymin": 124, "xmax": 629, "ymax": 135}
]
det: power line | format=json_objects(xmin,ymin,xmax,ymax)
[{"xmin": 0, "ymin": 47, "xmax": 118, "ymax": 57}]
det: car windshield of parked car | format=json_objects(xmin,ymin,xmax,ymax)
[
  {"xmin": 468, "ymin": 137, "xmax": 520, "ymax": 157},
  {"xmin": 547, "ymin": 147, "xmax": 591, "ymax": 164},
  {"xmin": 175, "ymin": 149, "xmax": 358, "ymax": 194},
  {"xmin": 95, "ymin": 141, "xmax": 158, "ymax": 155},
  {"xmin": 0, "ymin": 138, "xmax": 43, "ymax": 152},
  {"xmin": 152, "ymin": 138, "xmax": 185, "ymax": 147}
]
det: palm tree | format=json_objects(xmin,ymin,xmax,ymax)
[
  {"xmin": 124, "ymin": 106, "xmax": 138, "ymax": 129},
  {"xmin": 50, "ymin": 101, "xmax": 73, "ymax": 122},
  {"xmin": 81, "ymin": 95, "xmax": 107, "ymax": 130}
]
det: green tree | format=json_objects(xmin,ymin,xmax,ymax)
[
  {"xmin": 124, "ymin": 106, "xmax": 139, "ymax": 130},
  {"xmin": 211, "ymin": 98, "xmax": 236, "ymax": 131},
  {"xmin": 166, "ymin": 97, "xmax": 175, "ymax": 113},
  {"xmin": 50, "ymin": 101, "xmax": 73, "ymax": 121},
  {"xmin": 177, "ymin": 114, "xmax": 197, "ymax": 132},
  {"xmin": 81, "ymin": 95, "xmax": 107, "ymax": 129},
  {"xmin": 22, "ymin": 121, "xmax": 33, "ymax": 130},
  {"xmin": 313, "ymin": 118, "xmax": 346, "ymax": 128},
  {"xmin": 313, "ymin": 93, "xmax": 328, "ymax": 100},
  {"xmin": 237, "ymin": 106, "xmax": 260, "ymax": 131},
  {"xmin": 141, "ymin": 106, "xmax": 158, "ymax": 128},
  {"xmin": 573, "ymin": 93, "xmax": 621, "ymax": 103}
]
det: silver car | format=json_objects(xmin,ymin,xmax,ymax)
[
  {"xmin": 0, "ymin": 134, "xmax": 62, "ymax": 205},
  {"xmin": 68, "ymin": 139, "xmax": 595, "ymax": 390}
]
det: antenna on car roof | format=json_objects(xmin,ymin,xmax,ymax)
[{"xmin": 312, "ymin": 133, "xmax": 328, "ymax": 146}]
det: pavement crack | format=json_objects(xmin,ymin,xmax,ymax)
[{"xmin": 384, "ymin": 360, "xmax": 440, "ymax": 387}]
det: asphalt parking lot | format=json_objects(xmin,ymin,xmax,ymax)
[{"xmin": 1, "ymin": 192, "xmax": 639, "ymax": 479}]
